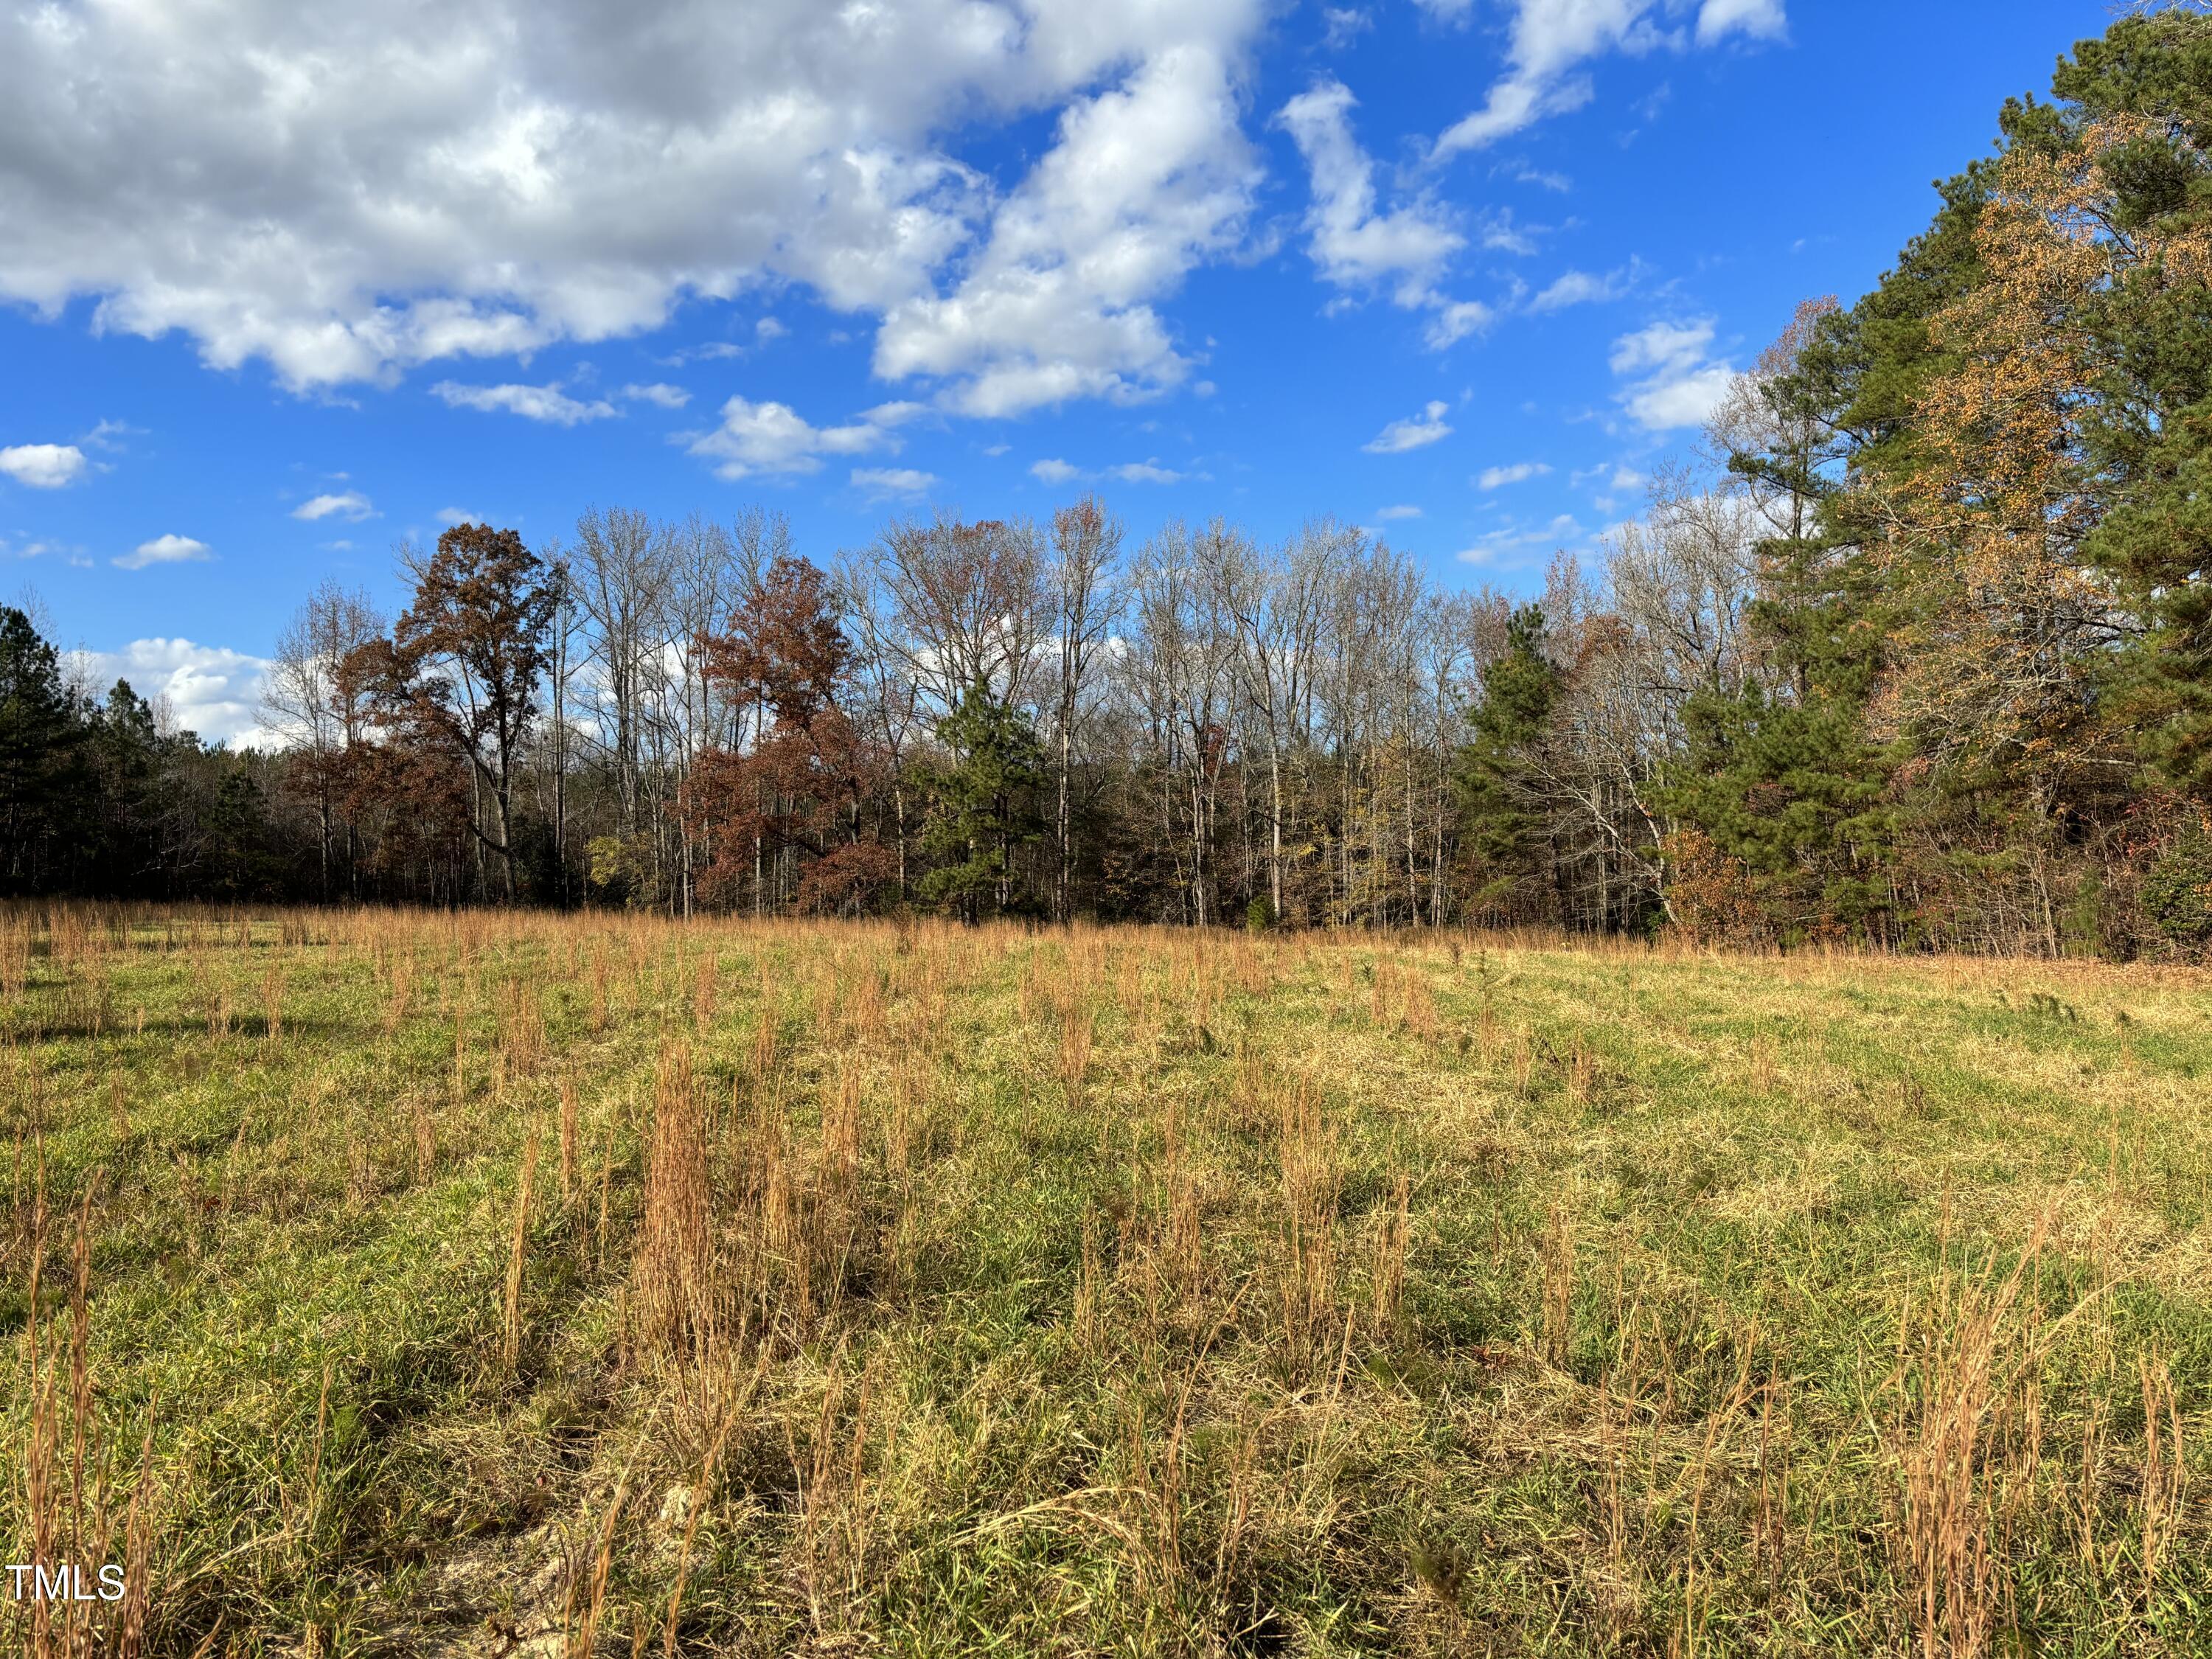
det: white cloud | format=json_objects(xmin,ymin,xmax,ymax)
[
  {"xmin": 1278, "ymin": 80, "xmax": 1456, "ymax": 300},
  {"xmin": 1627, "ymin": 364, "xmax": 1735, "ymax": 428},
  {"xmin": 1478, "ymin": 461, "xmax": 1551, "ymax": 489},
  {"xmin": 1375, "ymin": 503, "xmax": 1422, "ymax": 520},
  {"xmin": 1573, "ymin": 460, "xmax": 1649, "ymax": 494},
  {"xmin": 0, "ymin": 443, "xmax": 88, "ymax": 488},
  {"xmin": 116, "ymin": 534, "xmax": 212, "ymax": 570},
  {"xmin": 859, "ymin": 400, "xmax": 929, "ymax": 430},
  {"xmin": 1277, "ymin": 78, "xmax": 1488, "ymax": 349},
  {"xmin": 435, "ymin": 507, "xmax": 481, "ymax": 526},
  {"xmin": 292, "ymin": 490, "xmax": 375, "ymax": 521},
  {"xmin": 1434, "ymin": 0, "xmax": 1787, "ymax": 159},
  {"xmin": 3, "ymin": 537, "xmax": 87, "ymax": 565},
  {"xmin": 1456, "ymin": 511, "xmax": 1586, "ymax": 564},
  {"xmin": 1498, "ymin": 160, "xmax": 1571, "ymax": 192},
  {"xmin": 852, "ymin": 467, "xmax": 937, "ymax": 498},
  {"xmin": 1697, "ymin": 0, "xmax": 1787, "ymax": 45},
  {"xmin": 1473, "ymin": 208, "xmax": 1542, "ymax": 257},
  {"xmin": 431, "ymin": 381, "xmax": 619, "ymax": 425},
  {"xmin": 1110, "ymin": 459, "xmax": 1183, "ymax": 484},
  {"xmin": 1031, "ymin": 458, "xmax": 1081, "ymax": 484},
  {"xmin": 662, "ymin": 342, "xmax": 746, "ymax": 366},
  {"xmin": 874, "ymin": 30, "xmax": 1263, "ymax": 416},
  {"xmin": 1531, "ymin": 271, "xmax": 1610, "ymax": 311},
  {"xmin": 1322, "ymin": 8, "xmax": 1372, "ymax": 49},
  {"xmin": 755, "ymin": 317, "xmax": 789, "ymax": 342},
  {"xmin": 1609, "ymin": 318, "xmax": 1714, "ymax": 376},
  {"xmin": 1425, "ymin": 300, "xmax": 1494, "ymax": 348},
  {"xmin": 684, "ymin": 396, "xmax": 908, "ymax": 480},
  {"xmin": 1530, "ymin": 262, "xmax": 1639, "ymax": 312},
  {"xmin": 620, "ymin": 382, "xmax": 691, "ymax": 409},
  {"xmin": 0, "ymin": 0, "xmax": 1269, "ymax": 417},
  {"xmin": 1610, "ymin": 318, "xmax": 1736, "ymax": 430},
  {"xmin": 1363, "ymin": 400, "xmax": 1453, "ymax": 454},
  {"xmin": 67, "ymin": 639, "xmax": 270, "ymax": 745},
  {"xmin": 83, "ymin": 420, "xmax": 140, "ymax": 452}
]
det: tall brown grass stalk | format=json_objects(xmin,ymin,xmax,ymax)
[
  {"xmin": 1891, "ymin": 1231, "xmax": 2056, "ymax": 1659},
  {"xmin": 2135, "ymin": 1352, "xmax": 2184, "ymax": 1605},
  {"xmin": 1275, "ymin": 1079, "xmax": 1340, "ymax": 1377},
  {"xmin": 503, "ymin": 1127, "xmax": 540, "ymax": 1374},
  {"xmin": 1371, "ymin": 1168, "xmax": 1410, "ymax": 1336},
  {"xmin": 558, "ymin": 1079, "xmax": 580, "ymax": 1207},
  {"xmin": 636, "ymin": 1046, "xmax": 715, "ymax": 1358},
  {"xmin": 1540, "ymin": 1200, "xmax": 1575, "ymax": 1369}
]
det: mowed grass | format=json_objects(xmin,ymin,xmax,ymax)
[{"xmin": 2, "ymin": 905, "xmax": 2209, "ymax": 1658}]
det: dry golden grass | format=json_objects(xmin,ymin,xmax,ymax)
[{"xmin": 0, "ymin": 904, "xmax": 2208, "ymax": 1655}]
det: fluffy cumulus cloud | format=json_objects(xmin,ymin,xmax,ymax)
[
  {"xmin": 0, "ymin": 443, "xmax": 88, "ymax": 488},
  {"xmin": 292, "ymin": 490, "xmax": 375, "ymax": 521},
  {"xmin": 68, "ymin": 639, "xmax": 271, "ymax": 746},
  {"xmin": 0, "ymin": 0, "xmax": 1266, "ymax": 420},
  {"xmin": 685, "ymin": 397, "xmax": 919, "ymax": 481},
  {"xmin": 1279, "ymin": 80, "xmax": 1458, "ymax": 301},
  {"xmin": 1363, "ymin": 400, "xmax": 1453, "ymax": 454},
  {"xmin": 1610, "ymin": 319, "xmax": 1736, "ymax": 429},
  {"xmin": 431, "ymin": 381, "xmax": 619, "ymax": 424},
  {"xmin": 115, "ymin": 533, "xmax": 212, "ymax": 571},
  {"xmin": 874, "ymin": 29, "xmax": 1264, "ymax": 415},
  {"xmin": 1433, "ymin": 0, "xmax": 1787, "ymax": 158},
  {"xmin": 1030, "ymin": 458, "xmax": 1081, "ymax": 484},
  {"xmin": 1276, "ymin": 79, "xmax": 1489, "ymax": 349}
]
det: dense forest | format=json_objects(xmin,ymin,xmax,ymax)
[{"xmin": 10, "ymin": 13, "xmax": 2212, "ymax": 956}]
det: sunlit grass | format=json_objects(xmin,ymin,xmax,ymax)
[{"xmin": 2, "ymin": 905, "xmax": 2207, "ymax": 1655}]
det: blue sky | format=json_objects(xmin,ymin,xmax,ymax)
[{"xmin": 0, "ymin": 0, "xmax": 2104, "ymax": 740}]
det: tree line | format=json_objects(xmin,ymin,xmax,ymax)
[{"xmin": 7, "ymin": 12, "xmax": 2212, "ymax": 956}]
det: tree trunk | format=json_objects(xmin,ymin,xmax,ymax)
[
  {"xmin": 1059, "ymin": 714, "xmax": 1074, "ymax": 923},
  {"xmin": 1267, "ymin": 740, "xmax": 1283, "ymax": 920}
]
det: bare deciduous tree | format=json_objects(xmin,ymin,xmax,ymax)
[{"xmin": 263, "ymin": 580, "xmax": 385, "ymax": 897}]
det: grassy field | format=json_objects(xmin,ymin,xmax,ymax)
[{"xmin": 1, "ymin": 905, "xmax": 2208, "ymax": 1657}]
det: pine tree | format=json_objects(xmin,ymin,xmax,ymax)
[
  {"xmin": 2031, "ymin": 13, "xmax": 2212, "ymax": 798},
  {"xmin": 1662, "ymin": 306, "xmax": 1906, "ymax": 942},
  {"xmin": 86, "ymin": 680, "xmax": 165, "ymax": 894},
  {"xmin": 0, "ymin": 607, "xmax": 88, "ymax": 891},
  {"xmin": 918, "ymin": 677, "xmax": 1046, "ymax": 922},
  {"xmin": 1455, "ymin": 605, "xmax": 1561, "ymax": 917}
]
